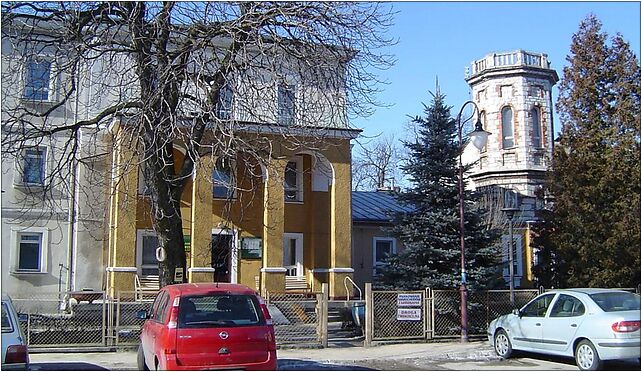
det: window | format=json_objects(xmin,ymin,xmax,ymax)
[
  {"xmin": 283, "ymin": 233, "xmax": 303, "ymax": 277},
  {"xmin": 501, "ymin": 106, "xmax": 514, "ymax": 148},
  {"xmin": 531, "ymin": 108, "xmax": 542, "ymax": 148},
  {"xmin": 502, "ymin": 233, "xmax": 523, "ymax": 284},
  {"xmin": 178, "ymin": 294, "xmax": 264, "ymax": 328},
  {"xmin": 284, "ymin": 157, "xmax": 302, "ymax": 202},
  {"xmin": 17, "ymin": 233, "xmax": 43, "ymax": 272},
  {"xmin": 550, "ymin": 295, "xmax": 585, "ymax": 318},
  {"xmin": 137, "ymin": 230, "xmax": 159, "ymax": 276},
  {"xmin": 216, "ymin": 83, "xmax": 233, "ymax": 120},
  {"xmin": 212, "ymin": 158, "xmax": 236, "ymax": 199},
  {"xmin": 521, "ymin": 293, "xmax": 555, "ymax": 317},
  {"xmin": 24, "ymin": 59, "xmax": 52, "ymax": 101},
  {"xmin": 138, "ymin": 167, "xmax": 151, "ymax": 196},
  {"xmin": 373, "ymin": 237, "xmax": 396, "ymax": 275},
  {"xmin": 151, "ymin": 291, "xmax": 169, "ymax": 323},
  {"xmin": 277, "ymin": 84, "xmax": 295, "ymax": 125},
  {"xmin": 19, "ymin": 147, "xmax": 46, "ymax": 186},
  {"xmin": 590, "ymin": 292, "xmax": 641, "ymax": 312},
  {"xmin": 11, "ymin": 229, "xmax": 49, "ymax": 274},
  {"xmin": 2, "ymin": 304, "xmax": 14, "ymax": 333}
]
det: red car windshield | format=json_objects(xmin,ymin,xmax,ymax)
[
  {"xmin": 178, "ymin": 294, "xmax": 265, "ymax": 328},
  {"xmin": 590, "ymin": 292, "xmax": 640, "ymax": 312}
]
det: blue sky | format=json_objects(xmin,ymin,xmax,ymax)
[{"xmin": 352, "ymin": 1, "xmax": 641, "ymax": 140}]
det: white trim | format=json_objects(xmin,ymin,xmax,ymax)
[
  {"xmin": 283, "ymin": 233, "xmax": 304, "ymax": 276},
  {"xmin": 260, "ymin": 267, "xmax": 287, "ymax": 273},
  {"xmin": 211, "ymin": 228, "xmax": 238, "ymax": 283},
  {"xmin": 10, "ymin": 227, "xmax": 49, "ymax": 274},
  {"xmin": 105, "ymin": 266, "xmax": 137, "ymax": 272},
  {"xmin": 373, "ymin": 237, "xmax": 397, "ymax": 275},
  {"xmin": 309, "ymin": 268, "xmax": 330, "ymax": 273},
  {"xmin": 187, "ymin": 267, "xmax": 216, "ymax": 273},
  {"xmin": 328, "ymin": 268, "xmax": 355, "ymax": 273}
]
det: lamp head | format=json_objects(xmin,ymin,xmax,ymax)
[{"xmin": 468, "ymin": 119, "xmax": 491, "ymax": 151}]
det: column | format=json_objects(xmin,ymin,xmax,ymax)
[
  {"xmin": 107, "ymin": 130, "xmax": 138, "ymax": 297},
  {"xmin": 329, "ymin": 158, "xmax": 353, "ymax": 299},
  {"xmin": 189, "ymin": 158, "xmax": 215, "ymax": 282},
  {"xmin": 261, "ymin": 158, "xmax": 287, "ymax": 295}
]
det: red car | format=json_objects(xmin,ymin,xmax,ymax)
[{"xmin": 136, "ymin": 283, "xmax": 277, "ymax": 370}]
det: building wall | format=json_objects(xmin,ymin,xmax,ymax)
[
  {"xmin": 463, "ymin": 50, "xmax": 558, "ymax": 289},
  {"xmin": 351, "ymin": 224, "xmax": 405, "ymax": 292},
  {"xmin": 106, "ymin": 131, "xmax": 354, "ymax": 297}
]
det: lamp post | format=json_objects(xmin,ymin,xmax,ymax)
[
  {"xmin": 502, "ymin": 206, "xmax": 520, "ymax": 306},
  {"xmin": 455, "ymin": 101, "xmax": 490, "ymax": 342}
]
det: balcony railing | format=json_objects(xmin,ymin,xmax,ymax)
[{"xmin": 466, "ymin": 50, "xmax": 551, "ymax": 78}]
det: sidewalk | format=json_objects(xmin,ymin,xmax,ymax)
[{"xmin": 29, "ymin": 341, "xmax": 497, "ymax": 370}]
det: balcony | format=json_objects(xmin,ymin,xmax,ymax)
[{"xmin": 466, "ymin": 50, "xmax": 551, "ymax": 78}]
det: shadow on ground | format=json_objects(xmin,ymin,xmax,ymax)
[
  {"xmin": 516, "ymin": 351, "xmax": 641, "ymax": 371},
  {"xmin": 278, "ymin": 359, "xmax": 375, "ymax": 370},
  {"xmin": 29, "ymin": 362, "xmax": 107, "ymax": 371}
]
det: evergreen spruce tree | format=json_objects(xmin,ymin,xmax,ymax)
[
  {"xmin": 533, "ymin": 15, "xmax": 641, "ymax": 288},
  {"xmin": 376, "ymin": 90, "xmax": 501, "ymax": 290}
]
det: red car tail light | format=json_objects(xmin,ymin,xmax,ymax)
[
  {"xmin": 5, "ymin": 345, "xmax": 28, "ymax": 364},
  {"xmin": 257, "ymin": 296, "xmax": 273, "ymax": 326},
  {"xmin": 167, "ymin": 296, "xmax": 181, "ymax": 329},
  {"xmin": 611, "ymin": 321, "xmax": 641, "ymax": 333}
]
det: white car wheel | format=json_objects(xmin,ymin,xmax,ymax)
[
  {"xmin": 494, "ymin": 330, "xmax": 513, "ymax": 359},
  {"xmin": 575, "ymin": 340, "xmax": 601, "ymax": 371}
]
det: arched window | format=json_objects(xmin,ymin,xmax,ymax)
[
  {"xmin": 501, "ymin": 106, "xmax": 514, "ymax": 149},
  {"xmin": 531, "ymin": 108, "xmax": 542, "ymax": 148},
  {"xmin": 212, "ymin": 158, "xmax": 235, "ymax": 199}
]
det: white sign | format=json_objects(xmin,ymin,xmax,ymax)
[
  {"xmin": 397, "ymin": 308, "xmax": 422, "ymax": 321},
  {"xmin": 397, "ymin": 293, "xmax": 422, "ymax": 307},
  {"xmin": 174, "ymin": 268, "xmax": 184, "ymax": 283}
]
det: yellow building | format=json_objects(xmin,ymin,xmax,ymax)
[{"xmin": 104, "ymin": 127, "xmax": 360, "ymax": 299}]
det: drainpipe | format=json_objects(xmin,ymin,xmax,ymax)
[{"xmin": 66, "ymin": 60, "xmax": 81, "ymax": 294}]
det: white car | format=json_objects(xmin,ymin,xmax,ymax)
[
  {"xmin": 1, "ymin": 295, "xmax": 29, "ymax": 370},
  {"xmin": 487, "ymin": 288, "xmax": 640, "ymax": 370}
]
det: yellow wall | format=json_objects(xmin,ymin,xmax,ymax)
[{"xmin": 108, "ymin": 131, "xmax": 354, "ymax": 297}]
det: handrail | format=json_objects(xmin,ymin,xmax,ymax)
[{"xmin": 344, "ymin": 276, "xmax": 362, "ymax": 302}]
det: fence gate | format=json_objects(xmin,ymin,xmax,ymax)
[
  {"xmin": 266, "ymin": 291, "xmax": 324, "ymax": 347},
  {"xmin": 113, "ymin": 291, "xmax": 155, "ymax": 347},
  {"xmin": 367, "ymin": 288, "xmax": 426, "ymax": 343},
  {"xmin": 12, "ymin": 291, "xmax": 107, "ymax": 349}
]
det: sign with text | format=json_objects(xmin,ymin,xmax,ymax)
[
  {"xmin": 397, "ymin": 293, "xmax": 422, "ymax": 307},
  {"xmin": 397, "ymin": 308, "xmax": 422, "ymax": 321}
]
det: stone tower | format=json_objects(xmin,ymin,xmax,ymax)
[
  {"xmin": 464, "ymin": 50, "xmax": 559, "ymax": 197},
  {"xmin": 463, "ymin": 50, "xmax": 559, "ymax": 288}
]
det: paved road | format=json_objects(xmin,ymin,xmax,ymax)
[{"xmin": 28, "ymin": 341, "xmax": 641, "ymax": 370}]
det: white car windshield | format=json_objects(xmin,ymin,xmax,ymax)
[{"xmin": 590, "ymin": 292, "xmax": 640, "ymax": 312}]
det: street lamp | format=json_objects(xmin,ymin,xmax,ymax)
[
  {"xmin": 455, "ymin": 101, "xmax": 491, "ymax": 342},
  {"xmin": 502, "ymin": 206, "xmax": 520, "ymax": 307}
]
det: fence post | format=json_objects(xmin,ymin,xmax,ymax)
[
  {"xmin": 425, "ymin": 287, "xmax": 432, "ymax": 340},
  {"xmin": 364, "ymin": 283, "xmax": 372, "ymax": 347},
  {"xmin": 320, "ymin": 283, "xmax": 328, "ymax": 348}
]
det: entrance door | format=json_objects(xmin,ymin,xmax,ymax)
[{"xmin": 211, "ymin": 233, "xmax": 233, "ymax": 282}]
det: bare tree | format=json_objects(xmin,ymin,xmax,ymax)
[
  {"xmin": 1, "ymin": 2, "xmax": 394, "ymax": 287},
  {"xmin": 352, "ymin": 133, "xmax": 401, "ymax": 191}
]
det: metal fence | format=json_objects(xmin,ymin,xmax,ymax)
[
  {"xmin": 369, "ymin": 290, "xmax": 425, "ymax": 341},
  {"xmin": 113, "ymin": 291, "xmax": 155, "ymax": 346},
  {"xmin": 11, "ymin": 291, "xmax": 107, "ymax": 348},
  {"xmin": 265, "ymin": 291, "xmax": 324, "ymax": 347},
  {"xmin": 430, "ymin": 289, "xmax": 539, "ymax": 338}
]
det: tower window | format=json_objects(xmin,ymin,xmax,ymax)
[
  {"xmin": 531, "ymin": 108, "xmax": 542, "ymax": 148},
  {"xmin": 501, "ymin": 106, "xmax": 514, "ymax": 149}
]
